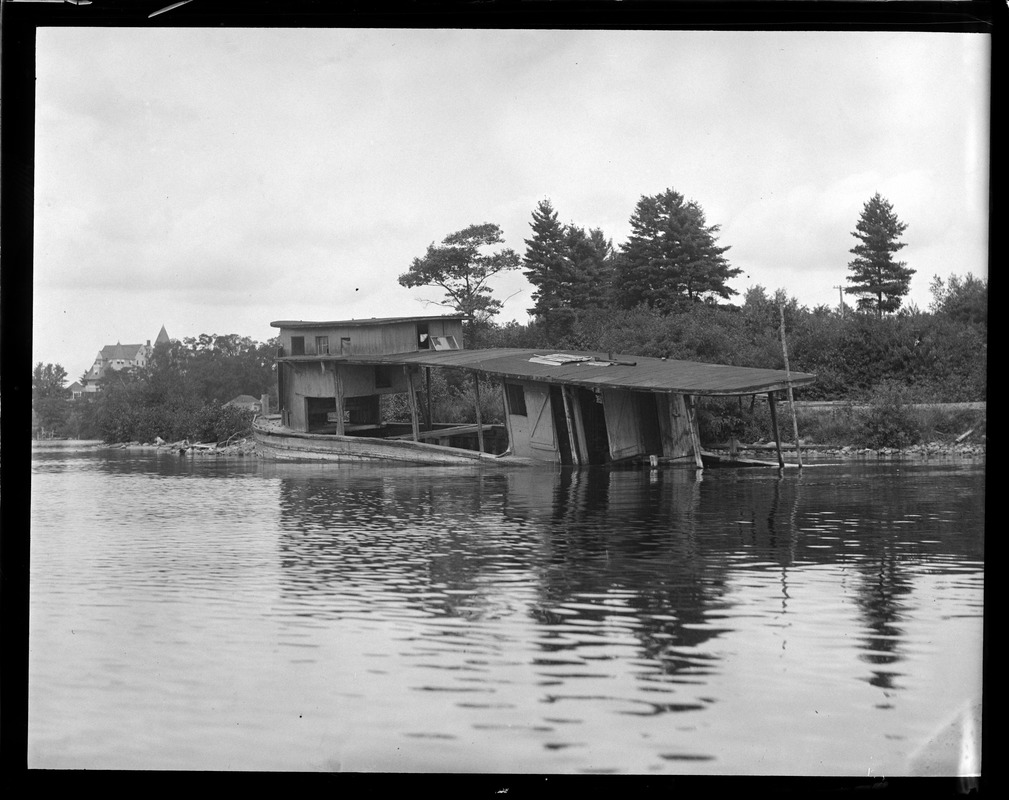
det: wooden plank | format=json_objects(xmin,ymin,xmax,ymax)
[
  {"xmin": 473, "ymin": 372, "xmax": 484, "ymax": 453},
  {"xmin": 334, "ymin": 366, "xmax": 345, "ymax": 436},
  {"xmin": 684, "ymin": 394, "xmax": 704, "ymax": 469},
  {"xmin": 768, "ymin": 392, "xmax": 785, "ymax": 468},
  {"xmin": 406, "ymin": 367, "xmax": 420, "ymax": 441}
]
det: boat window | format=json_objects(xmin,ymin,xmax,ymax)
[
  {"xmin": 290, "ymin": 336, "xmax": 305, "ymax": 356},
  {"xmin": 505, "ymin": 383, "xmax": 527, "ymax": 416},
  {"xmin": 417, "ymin": 323, "xmax": 430, "ymax": 350},
  {"xmin": 431, "ymin": 336, "xmax": 459, "ymax": 351},
  {"xmin": 340, "ymin": 337, "xmax": 352, "ymax": 355},
  {"xmin": 315, "ymin": 336, "xmax": 330, "ymax": 355}
]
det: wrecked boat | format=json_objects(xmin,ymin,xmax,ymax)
[{"xmin": 252, "ymin": 314, "xmax": 815, "ymax": 467}]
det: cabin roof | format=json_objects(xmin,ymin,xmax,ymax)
[
  {"xmin": 270, "ymin": 314, "xmax": 469, "ymax": 330},
  {"xmin": 304, "ymin": 347, "xmax": 815, "ymax": 396}
]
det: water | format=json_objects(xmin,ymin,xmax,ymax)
[{"xmin": 28, "ymin": 448, "xmax": 984, "ymax": 774}]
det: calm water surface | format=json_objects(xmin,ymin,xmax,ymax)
[{"xmin": 28, "ymin": 448, "xmax": 984, "ymax": 774}]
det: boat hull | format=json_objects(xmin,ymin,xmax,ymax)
[{"xmin": 253, "ymin": 417, "xmax": 528, "ymax": 465}]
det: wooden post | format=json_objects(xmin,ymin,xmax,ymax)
[
  {"xmin": 407, "ymin": 367, "xmax": 420, "ymax": 441},
  {"xmin": 778, "ymin": 302, "xmax": 803, "ymax": 468},
  {"xmin": 472, "ymin": 372, "xmax": 485, "ymax": 453},
  {"xmin": 334, "ymin": 366, "xmax": 345, "ymax": 436},
  {"xmin": 768, "ymin": 392, "xmax": 784, "ymax": 468},
  {"xmin": 425, "ymin": 367, "xmax": 433, "ymax": 430},
  {"xmin": 561, "ymin": 386, "xmax": 581, "ymax": 465},
  {"xmin": 684, "ymin": 394, "xmax": 704, "ymax": 469}
]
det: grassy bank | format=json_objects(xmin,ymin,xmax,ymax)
[{"xmin": 699, "ymin": 392, "xmax": 985, "ymax": 454}]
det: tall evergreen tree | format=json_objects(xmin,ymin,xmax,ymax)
[
  {"xmin": 565, "ymin": 225, "xmax": 614, "ymax": 309},
  {"xmin": 614, "ymin": 188, "xmax": 737, "ymax": 311},
  {"xmin": 845, "ymin": 193, "xmax": 913, "ymax": 317},
  {"xmin": 523, "ymin": 199, "xmax": 571, "ymax": 319}
]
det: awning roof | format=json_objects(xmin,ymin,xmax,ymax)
[
  {"xmin": 281, "ymin": 347, "xmax": 815, "ymax": 396},
  {"xmin": 271, "ymin": 314, "xmax": 468, "ymax": 329}
]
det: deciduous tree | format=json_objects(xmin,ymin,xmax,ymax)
[
  {"xmin": 32, "ymin": 362, "xmax": 68, "ymax": 399},
  {"xmin": 845, "ymin": 193, "xmax": 913, "ymax": 317},
  {"xmin": 399, "ymin": 223, "xmax": 521, "ymax": 323}
]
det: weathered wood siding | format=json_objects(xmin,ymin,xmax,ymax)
[
  {"xmin": 278, "ymin": 319, "xmax": 465, "ymax": 358},
  {"xmin": 656, "ymin": 393, "xmax": 694, "ymax": 459},
  {"xmin": 505, "ymin": 381, "xmax": 559, "ymax": 463}
]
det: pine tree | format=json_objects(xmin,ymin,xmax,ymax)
[
  {"xmin": 399, "ymin": 223, "xmax": 521, "ymax": 322},
  {"xmin": 614, "ymin": 188, "xmax": 737, "ymax": 311},
  {"xmin": 845, "ymin": 193, "xmax": 913, "ymax": 317},
  {"xmin": 523, "ymin": 198, "xmax": 571, "ymax": 319}
]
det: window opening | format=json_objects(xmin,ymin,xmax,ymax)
[{"xmin": 505, "ymin": 383, "xmax": 527, "ymax": 416}]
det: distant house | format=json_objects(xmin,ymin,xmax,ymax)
[
  {"xmin": 82, "ymin": 325, "xmax": 170, "ymax": 393},
  {"xmin": 67, "ymin": 381, "xmax": 84, "ymax": 400},
  {"xmin": 225, "ymin": 394, "xmax": 263, "ymax": 413}
]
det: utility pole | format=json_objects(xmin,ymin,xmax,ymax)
[{"xmin": 833, "ymin": 285, "xmax": 845, "ymax": 318}]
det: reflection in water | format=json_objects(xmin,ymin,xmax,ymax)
[{"xmin": 29, "ymin": 451, "xmax": 984, "ymax": 774}]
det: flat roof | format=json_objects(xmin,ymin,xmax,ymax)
[
  {"xmin": 283, "ymin": 347, "xmax": 815, "ymax": 396},
  {"xmin": 271, "ymin": 314, "xmax": 469, "ymax": 329}
]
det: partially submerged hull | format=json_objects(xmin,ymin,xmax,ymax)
[{"xmin": 253, "ymin": 416, "xmax": 530, "ymax": 465}]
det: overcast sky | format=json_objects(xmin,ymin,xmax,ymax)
[{"xmin": 32, "ymin": 27, "xmax": 989, "ymax": 381}]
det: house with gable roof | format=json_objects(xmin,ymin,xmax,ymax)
[{"xmin": 81, "ymin": 325, "xmax": 171, "ymax": 393}]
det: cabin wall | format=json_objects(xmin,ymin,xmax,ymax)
[
  {"xmin": 504, "ymin": 380, "xmax": 559, "ymax": 463},
  {"xmin": 278, "ymin": 319, "xmax": 465, "ymax": 358},
  {"xmin": 281, "ymin": 362, "xmax": 415, "ymax": 431},
  {"xmin": 601, "ymin": 388, "xmax": 663, "ymax": 462},
  {"xmin": 656, "ymin": 393, "xmax": 695, "ymax": 459}
]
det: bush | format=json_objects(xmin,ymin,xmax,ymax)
[{"xmin": 855, "ymin": 381, "xmax": 922, "ymax": 450}]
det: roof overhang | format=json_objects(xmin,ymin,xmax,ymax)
[{"xmin": 277, "ymin": 347, "xmax": 815, "ymax": 396}]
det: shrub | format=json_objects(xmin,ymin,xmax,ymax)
[{"xmin": 855, "ymin": 381, "xmax": 922, "ymax": 450}]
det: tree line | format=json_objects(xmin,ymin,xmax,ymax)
[
  {"xmin": 398, "ymin": 188, "xmax": 919, "ymax": 327},
  {"xmin": 34, "ymin": 187, "xmax": 986, "ymax": 441},
  {"xmin": 33, "ymin": 334, "xmax": 279, "ymax": 442}
]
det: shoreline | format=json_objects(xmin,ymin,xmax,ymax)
[{"xmin": 33, "ymin": 436, "xmax": 985, "ymax": 463}]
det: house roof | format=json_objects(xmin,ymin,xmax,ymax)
[
  {"xmin": 270, "ymin": 314, "xmax": 469, "ymax": 330},
  {"xmin": 100, "ymin": 342, "xmax": 146, "ymax": 360},
  {"xmin": 284, "ymin": 347, "xmax": 816, "ymax": 396},
  {"xmin": 226, "ymin": 394, "xmax": 261, "ymax": 405},
  {"xmin": 155, "ymin": 325, "xmax": 171, "ymax": 345}
]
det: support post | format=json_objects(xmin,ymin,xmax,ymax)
[
  {"xmin": 768, "ymin": 392, "xmax": 784, "ymax": 468},
  {"xmin": 425, "ymin": 367, "xmax": 433, "ymax": 430},
  {"xmin": 684, "ymin": 394, "xmax": 704, "ymax": 469},
  {"xmin": 778, "ymin": 302, "xmax": 803, "ymax": 468},
  {"xmin": 334, "ymin": 366, "xmax": 345, "ymax": 436},
  {"xmin": 472, "ymin": 372, "xmax": 485, "ymax": 453},
  {"xmin": 407, "ymin": 367, "xmax": 420, "ymax": 441},
  {"xmin": 561, "ymin": 386, "xmax": 581, "ymax": 466}
]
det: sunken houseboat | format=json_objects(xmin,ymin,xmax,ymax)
[{"xmin": 252, "ymin": 314, "xmax": 815, "ymax": 467}]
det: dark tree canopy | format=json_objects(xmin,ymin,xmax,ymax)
[
  {"xmin": 523, "ymin": 199, "xmax": 571, "ymax": 319},
  {"xmin": 929, "ymin": 272, "xmax": 987, "ymax": 326},
  {"xmin": 399, "ymin": 223, "xmax": 521, "ymax": 322},
  {"xmin": 845, "ymin": 193, "xmax": 913, "ymax": 316},
  {"xmin": 614, "ymin": 188, "xmax": 737, "ymax": 311},
  {"xmin": 523, "ymin": 199, "xmax": 616, "ymax": 340},
  {"xmin": 32, "ymin": 362, "xmax": 68, "ymax": 399}
]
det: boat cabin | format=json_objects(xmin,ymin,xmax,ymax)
[{"xmin": 266, "ymin": 314, "xmax": 816, "ymax": 467}]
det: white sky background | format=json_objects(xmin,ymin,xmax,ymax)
[{"xmin": 32, "ymin": 27, "xmax": 990, "ymax": 381}]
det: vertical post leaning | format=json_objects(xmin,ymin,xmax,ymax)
[
  {"xmin": 472, "ymin": 372, "xmax": 485, "ymax": 453},
  {"xmin": 684, "ymin": 394, "xmax": 704, "ymax": 469},
  {"xmin": 778, "ymin": 301, "xmax": 803, "ymax": 468},
  {"xmin": 334, "ymin": 365, "xmax": 346, "ymax": 436},
  {"xmin": 768, "ymin": 392, "xmax": 784, "ymax": 468},
  {"xmin": 407, "ymin": 367, "xmax": 420, "ymax": 441}
]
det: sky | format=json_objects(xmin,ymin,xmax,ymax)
[{"xmin": 32, "ymin": 26, "xmax": 990, "ymax": 382}]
